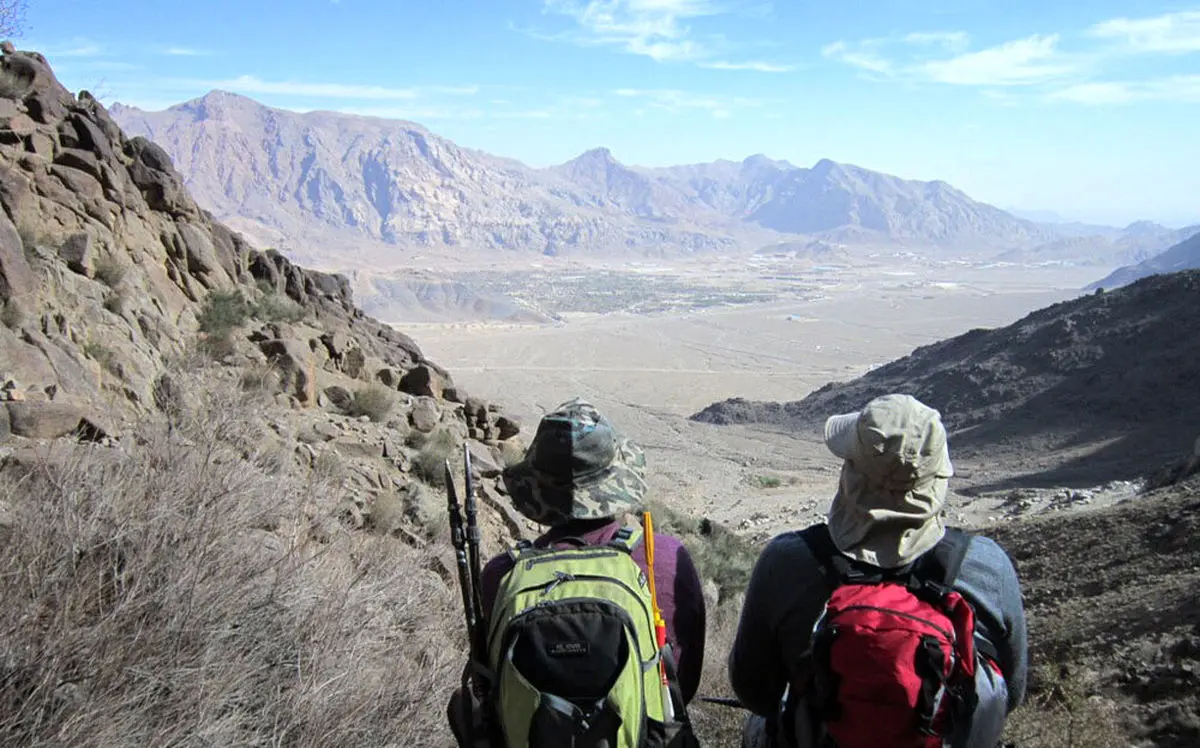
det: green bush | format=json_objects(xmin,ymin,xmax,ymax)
[
  {"xmin": 93, "ymin": 255, "xmax": 127, "ymax": 289},
  {"xmin": 347, "ymin": 385, "xmax": 394, "ymax": 423},
  {"xmin": 198, "ymin": 290, "xmax": 251, "ymax": 336},
  {"xmin": 753, "ymin": 475, "xmax": 783, "ymax": 489},
  {"xmin": 0, "ymin": 300, "xmax": 25, "ymax": 329},
  {"xmin": 253, "ymin": 293, "xmax": 306, "ymax": 324},
  {"xmin": 646, "ymin": 501, "xmax": 759, "ymax": 600},
  {"xmin": 83, "ymin": 341, "xmax": 119, "ymax": 375},
  {"xmin": 411, "ymin": 429, "xmax": 459, "ymax": 488}
]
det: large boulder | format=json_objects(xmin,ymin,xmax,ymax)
[
  {"xmin": 258, "ymin": 338, "xmax": 316, "ymax": 404},
  {"xmin": 4, "ymin": 401, "xmax": 87, "ymax": 439},
  {"xmin": 0, "ymin": 211, "xmax": 34, "ymax": 301},
  {"xmin": 58, "ymin": 232, "xmax": 94, "ymax": 277},
  {"xmin": 399, "ymin": 363, "xmax": 446, "ymax": 399}
]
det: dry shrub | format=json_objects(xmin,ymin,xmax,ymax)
[
  {"xmin": 348, "ymin": 384, "xmax": 394, "ymax": 423},
  {"xmin": 0, "ymin": 365, "xmax": 464, "ymax": 748},
  {"xmin": 1003, "ymin": 665, "xmax": 1127, "ymax": 748},
  {"xmin": 412, "ymin": 429, "xmax": 459, "ymax": 488}
]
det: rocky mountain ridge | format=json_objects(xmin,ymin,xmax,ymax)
[
  {"xmin": 691, "ymin": 269, "xmax": 1200, "ymax": 485},
  {"xmin": 110, "ymin": 92, "xmax": 1064, "ymax": 259},
  {"xmin": 0, "ymin": 45, "xmax": 527, "ymax": 544}
]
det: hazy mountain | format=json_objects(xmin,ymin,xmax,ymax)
[
  {"xmin": 993, "ymin": 222, "xmax": 1200, "ymax": 267},
  {"xmin": 112, "ymin": 92, "xmax": 1059, "ymax": 258},
  {"xmin": 1088, "ymin": 232, "xmax": 1200, "ymax": 290}
]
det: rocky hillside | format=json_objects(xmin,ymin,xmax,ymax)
[
  {"xmin": 111, "ymin": 92, "xmax": 1056, "ymax": 258},
  {"xmin": 1088, "ymin": 231, "xmax": 1200, "ymax": 290},
  {"xmin": 0, "ymin": 45, "xmax": 530, "ymax": 541},
  {"xmin": 691, "ymin": 269, "xmax": 1200, "ymax": 484}
]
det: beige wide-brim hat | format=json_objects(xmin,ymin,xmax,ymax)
[{"xmin": 824, "ymin": 393, "xmax": 954, "ymax": 569}]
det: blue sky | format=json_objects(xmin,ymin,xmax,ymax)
[{"xmin": 15, "ymin": 0, "xmax": 1200, "ymax": 226}]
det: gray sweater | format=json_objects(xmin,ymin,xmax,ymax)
[{"xmin": 728, "ymin": 526, "xmax": 1029, "ymax": 717}]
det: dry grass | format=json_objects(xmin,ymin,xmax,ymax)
[
  {"xmin": 1003, "ymin": 665, "xmax": 1128, "ymax": 748},
  {"xmin": 411, "ymin": 429, "xmax": 459, "ymax": 488},
  {"xmin": 0, "ymin": 365, "xmax": 463, "ymax": 748},
  {"xmin": 347, "ymin": 385, "xmax": 394, "ymax": 423}
]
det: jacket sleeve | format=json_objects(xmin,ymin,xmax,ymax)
[
  {"xmin": 668, "ymin": 543, "xmax": 707, "ymax": 704},
  {"xmin": 955, "ymin": 536, "xmax": 1029, "ymax": 712},
  {"xmin": 727, "ymin": 538, "xmax": 791, "ymax": 716}
]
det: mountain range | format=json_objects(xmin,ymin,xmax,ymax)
[
  {"xmin": 107, "ymin": 92, "xmax": 1061, "ymax": 259},
  {"xmin": 110, "ymin": 92, "xmax": 1199, "ymax": 271}
]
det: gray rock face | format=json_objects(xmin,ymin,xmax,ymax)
[{"xmin": 110, "ymin": 93, "xmax": 1059, "ymax": 256}]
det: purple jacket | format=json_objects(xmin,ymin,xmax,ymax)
[{"xmin": 479, "ymin": 518, "xmax": 707, "ymax": 703}]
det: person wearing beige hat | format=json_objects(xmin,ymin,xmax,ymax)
[{"xmin": 728, "ymin": 394, "xmax": 1028, "ymax": 748}]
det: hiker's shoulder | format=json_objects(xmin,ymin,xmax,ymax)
[
  {"xmin": 955, "ymin": 529, "xmax": 1015, "ymax": 565},
  {"xmin": 760, "ymin": 526, "xmax": 824, "ymax": 565}
]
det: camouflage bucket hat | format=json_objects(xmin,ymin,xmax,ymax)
[
  {"xmin": 502, "ymin": 398, "xmax": 648, "ymax": 526},
  {"xmin": 824, "ymin": 393, "xmax": 954, "ymax": 569}
]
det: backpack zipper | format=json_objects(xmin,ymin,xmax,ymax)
[
  {"xmin": 523, "ymin": 549, "xmax": 621, "ymax": 570},
  {"xmin": 831, "ymin": 604, "xmax": 955, "ymax": 641}
]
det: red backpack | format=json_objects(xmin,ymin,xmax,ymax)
[{"xmin": 795, "ymin": 525, "xmax": 980, "ymax": 748}]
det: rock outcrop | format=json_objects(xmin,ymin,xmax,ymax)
[{"xmin": 0, "ymin": 47, "xmax": 525, "ymax": 542}]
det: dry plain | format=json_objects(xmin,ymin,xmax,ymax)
[{"xmin": 383, "ymin": 252, "xmax": 1114, "ymax": 540}]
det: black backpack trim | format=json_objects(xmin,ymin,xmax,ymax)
[{"xmin": 802, "ymin": 522, "xmax": 971, "ymax": 593}]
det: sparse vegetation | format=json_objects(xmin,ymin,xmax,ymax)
[
  {"xmin": 753, "ymin": 474, "xmax": 783, "ymax": 489},
  {"xmin": 347, "ymin": 384, "xmax": 394, "ymax": 422},
  {"xmin": 1003, "ymin": 666, "xmax": 1127, "ymax": 748},
  {"xmin": 648, "ymin": 501, "xmax": 759, "ymax": 603},
  {"xmin": 0, "ymin": 365, "xmax": 463, "ymax": 747},
  {"xmin": 239, "ymin": 362, "xmax": 281, "ymax": 393},
  {"xmin": 198, "ymin": 289, "xmax": 252, "ymax": 335},
  {"xmin": 254, "ymin": 291, "xmax": 307, "ymax": 324},
  {"xmin": 102, "ymin": 289, "xmax": 128, "ymax": 316},
  {"xmin": 412, "ymin": 428, "xmax": 459, "ymax": 487},
  {"xmin": 93, "ymin": 255, "xmax": 127, "ymax": 289},
  {"xmin": 1, "ymin": 299, "xmax": 25, "ymax": 328},
  {"xmin": 497, "ymin": 438, "xmax": 526, "ymax": 467},
  {"xmin": 197, "ymin": 289, "xmax": 252, "ymax": 358},
  {"xmin": 83, "ymin": 340, "xmax": 119, "ymax": 375}
]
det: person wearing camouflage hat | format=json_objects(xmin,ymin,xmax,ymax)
[
  {"xmin": 481, "ymin": 398, "xmax": 707, "ymax": 700},
  {"xmin": 729, "ymin": 393, "xmax": 1029, "ymax": 748}
]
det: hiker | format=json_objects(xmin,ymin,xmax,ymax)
[
  {"xmin": 448, "ymin": 398, "xmax": 706, "ymax": 747},
  {"xmin": 728, "ymin": 393, "xmax": 1028, "ymax": 748}
]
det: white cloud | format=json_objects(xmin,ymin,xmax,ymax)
[
  {"xmin": 919, "ymin": 34, "xmax": 1079, "ymax": 86},
  {"xmin": 821, "ymin": 40, "xmax": 893, "ymax": 75},
  {"xmin": 902, "ymin": 31, "xmax": 971, "ymax": 52},
  {"xmin": 1050, "ymin": 75, "xmax": 1200, "ymax": 104},
  {"xmin": 163, "ymin": 46, "xmax": 212, "ymax": 57},
  {"xmin": 700, "ymin": 59, "xmax": 793, "ymax": 72},
  {"xmin": 34, "ymin": 38, "xmax": 106, "ymax": 58},
  {"xmin": 201, "ymin": 75, "xmax": 478, "ymax": 100},
  {"xmin": 1088, "ymin": 10, "xmax": 1200, "ymax": 54},
  {"xmin": 537, "ymin": 0, "xmax": 791, "ymax": 70},
  {"xmin": 825, "ymin": 32, "xmax": 1084, "ymax": 87},
  {"xmin": 612, "ymin": 86, "xmax": 765, "ymax": 117}
]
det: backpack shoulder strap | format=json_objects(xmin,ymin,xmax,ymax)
[
  {"xmin": 802, "ymin": 523, "xmax": 859, "ymax": 585},
  {"xmin": 915, "ymin": 527, "xmax": 971, "ymax": 589}
]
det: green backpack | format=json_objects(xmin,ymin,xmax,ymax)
[{"xmin": 482, "ymin": 526, "xmax": 691, "ymax": 748}]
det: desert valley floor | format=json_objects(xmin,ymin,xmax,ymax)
[{"xmin": 388, "ymin": 255, "xmax": 1112, "ymax": 540}]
